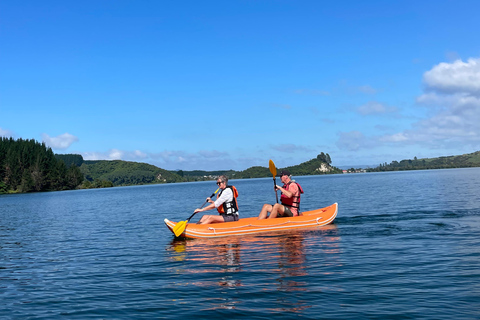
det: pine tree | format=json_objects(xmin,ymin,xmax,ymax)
[{"xmin": 0, "ymin": 137, "xmax": 85, "ymax": 193}]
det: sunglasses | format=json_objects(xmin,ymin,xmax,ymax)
[{"xmin": 216, "ymin": 181, "xmax": 223, "ymax": 185}]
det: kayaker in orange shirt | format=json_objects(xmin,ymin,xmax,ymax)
[{"xmin": 258, "ymin": 169, "xmax": 304, "ymax": 219}]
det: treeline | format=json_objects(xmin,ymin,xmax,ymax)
[
  {"xmin": 282, "ymin": 152, "xmax": 342, "ymax": 176},
  {"xmin": 80, "ymin": 160, "xmax": 184, "ymax": 186},
  {"xmin": 0, "ymin": 137, "xmax": 83, "ymax": 193},
  {"xmin": 367, "ymin": 151, "xmax": 480, "ymax": 172},
  {"xmin": 55, "ymin": 154, "xmax": 84, "ymax": 167},
  {"xmin": 1, "ymin": 137, "xmax": 342, "ymax": 194},
  {"xmin": 55, "ymin": 154, "xmax": 114, "ymax": 189},
  {"xmin": 176, "ymin": 169, "xmax": 237, "ymax": 180},
  {"xmin": 233, "ymin": 166, "xmax": 270, "ymax": 179},
  {"xmin": 175, "ymin": 152, "xmax": 341, "ymax": 179},
  {"xmin": 77, "ymin": 152, "xmax": 340, "ymax": 186}
]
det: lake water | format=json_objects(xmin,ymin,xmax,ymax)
[{"xmin": 1, "ymin": 168, "xmax": 480, "ymax": 319}]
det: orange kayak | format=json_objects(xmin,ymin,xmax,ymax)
[{"xmin": 164, "ymin": 203, "xmax": 338, "ymax": 238}]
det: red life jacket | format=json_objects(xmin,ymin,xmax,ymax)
[
  {"xmin": 280, "ymin": 181, "xmax": 304, "ymax": 210},
  {"xmin": 216, "ymin": 186, "xmax": 239, "ymax": 215}
]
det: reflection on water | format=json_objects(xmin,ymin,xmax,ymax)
[
  {"xmin": 168, "ymin": 237, "xmax": 243, "ymax": 287},
  {"xmin": 3, "ymin": 169, "xmax": 480, "ymax": 319},
  {"xmin": 276, "ymin": 233, "xmax": 308, "ymax": 291},
  {"xmin": 166, "ymin": 225, "xmax": 341, "ymax": 312},
  {"xmin": 169, "ymin": 238, "xmax": 241, "ymax": 267}
]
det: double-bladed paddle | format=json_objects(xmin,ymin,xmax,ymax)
[
  {"xmin": 269, "ymin": 159, "xmax": 279, "ymax": 203},
  {"xmin": 173, "ymin": 188, "xmax": 220, "ymax": 237}
]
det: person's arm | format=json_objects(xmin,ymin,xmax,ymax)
[
  {"xmin": 194, "ymin": 202, "xmax": 215, "ymax": 213},
  {"xmin": 214, "ymin": 188, "xmax": 232, "ymax": 208},
  {"xmin": 276, "ymin": 183, "xmax": 297, "ymax": 198},
  {"xmin": 194, "ymin": 188, "xmax": 232, "ymax": 213}
]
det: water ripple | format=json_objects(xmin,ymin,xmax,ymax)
[{"xmin": 1, "ymin": 169, "xmax": 480, "ymax": 319}]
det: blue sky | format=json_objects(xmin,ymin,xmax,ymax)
[{"xmin": 1, "ymin": 0, "xmax": 479, "ymax": 170}]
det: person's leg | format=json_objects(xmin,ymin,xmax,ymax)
[
  {"xmin": 198, "ymin": 215, "xmax": 226, "ymax": 224},
  {"xmin": 282, "ymin": 206, "xmax": 294, "ymax": 217},
  {"xmin": 258, "ymin": 204, "xmax": 273, "ymax": 220},
  {"xmin": 268, "ymin": 203, "xmax": 285, "ymax": 219},
  {"xmin": 223, "ymin": 214, "xmax": 238, "ymax": 222},
  {"xmin": 197, "ymin": 215, "xmax": 209, "ymax": 224}
]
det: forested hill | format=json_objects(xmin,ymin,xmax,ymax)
[
  {"xmin": 0, "ymin": 137, "xmax": 83, "ymax": 193},
  {"xmin": 1, "ymin": 137, "xmax": 340, "ymax": 193},
  {"xmin": 367, "ymin": 151, "xmax": 480, "ymax": 172},
  {"xmin": 176, "ymin": 152, "xmax": 341, "ymax": 179},
  {"xmin": 78, "ymin": 152, "xmax": 340, "ymax": 185},
  {"xmin": 281, "ymin": 153, "xmax": 343, "ymax": 176},
  {"xmin": 80, "ymin": 160, "xmax": 184, "ymax": 185},
  {"xmin": 4, "ymin": 135, "xmax": 479, "ymax": 194}
]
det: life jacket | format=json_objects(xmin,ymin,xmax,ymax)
[
  {"xmin": 216, "ymin": 186, "xmax": 239, "ymax": 215},
  {"xmin": 280, "ymin": 181, "xmax": 304, "ymax": 211}
]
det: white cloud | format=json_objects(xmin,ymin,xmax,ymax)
[
  {"xmin": 150, "ymin": 149, "xmax": 241, "ymax": 170},
  {"xmin": 0, "ymin": 127, "xmax": 14, "ymax": 137},
  {"xmin": 379, "ymin": 132, "xmax": 408, "ymax": 143},
  {"xmin": 338, "ymin": 81, "xmax": 378, "ymax": 95},
  {"xmin": 198, "ymin": 150, "xmax": 229, "ymax": 158},
  {"xmin": 82, "ymin": 149, "xmax": 148, "ymax": 161},
  {"xmin": 81, "ymin": 152, "xmax": 104, "ymax": 161},
  {"xmin": 423, "ymin": 58, "xmax": 480, "ymax": 96},
  {"xmin": 336, "ymin": 131, "xmax": 376, "ymax": 151},
  {"xmin": 271, "ymin": 144, "xmax": 314, "ymax": 153},
  {"xmin": 357, "ymin": 101, "xmax": 398, "ymax": 115},
  {"xmin": 108, "ymin": 149, "xmax": 124, "ymax": 159},
  {"xmin": 42, "ymin": 133, "xmax": 79, "ymax": 150},
  {"xmin": 387, "ymin": 57, "xmax": 480, "ymax": 148},
  {"xmin": 82, "ymin": 148, "xmax": 239, "ymax": 170},
  {"xmin": 134, "ymin": 150, "xmax": 147, "ymax": 158},
  {"xmin": 357, "ymin": 85, "xmax": 377, "ymax": 94}
]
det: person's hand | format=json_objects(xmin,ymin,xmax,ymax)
[
  {"xmin": 206, "ymin": 197, "xmax": 212, "ymax": 202},
  {"xmin": 194, "ymin": 208, "xmax": 202, "ymax": 213}
]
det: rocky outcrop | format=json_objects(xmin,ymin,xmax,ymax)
[{"xmin": 315, "ymin": 163, "xmax": 332, "ymax": 173}]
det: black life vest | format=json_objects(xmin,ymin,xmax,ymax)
[{"xmin": 216, "ymin": 186, "xmax": 239, "ymax": 215}]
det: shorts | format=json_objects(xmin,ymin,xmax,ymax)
[
  {"xmin": 281, "ymin": 206, "xmax": 294, "ymax": 217},
  {"xmin": 222, "ymin": 213, "xmax": 239, "ymax": 222}
]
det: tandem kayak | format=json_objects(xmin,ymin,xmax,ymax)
[{"xmin": 164, "ymin": 203, "xmax": 338, "ymax": 239}]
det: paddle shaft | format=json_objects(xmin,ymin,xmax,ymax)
[
  {"xmin": 172, "ymin": 189, "xmax": 220, "ymax": 237},
  {"xmin": 273, "ymin": 177, "xmax": 279, "ymax": 203},
  {"xmin": 185, "ymin": 191, "xmax": 217, "ymax": 221}
]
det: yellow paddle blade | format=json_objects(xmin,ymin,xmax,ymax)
[
  {"xmin": 173, "ymin": 220, "xmax": 187, "ymax": 237},
  {"xmin": 269, "ymin": 159, "xmax": 277, "ymax": 177},
  {"xmin": 172, "ymin": 188, "xmax": 219, "ymax": 237}
]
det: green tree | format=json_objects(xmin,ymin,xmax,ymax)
[
  {"xmin": 66, "ymin": 165, "xmax": 84, "ymax": 189},
  {"xmin": 19, "ymin": 169, "xmax": 34, "ymax": 193},
  {"xmin": 55, "ymin": 154, "xmax": 84, "ymax": 167},
  {"xmin": 0, "ymin": 181, "xmax": 8, "ymax": 194},
  {"xmin": 326, "ymin": 153, "xmax": 332, "ymax": 165},
  {"xmin": 317, "ymin": 152, "xmax": 327, "ymax": 163}
]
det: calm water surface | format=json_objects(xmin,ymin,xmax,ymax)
[{"xmin": 1, "ymin": 168, "xmax": 480, "ymax": 319}]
